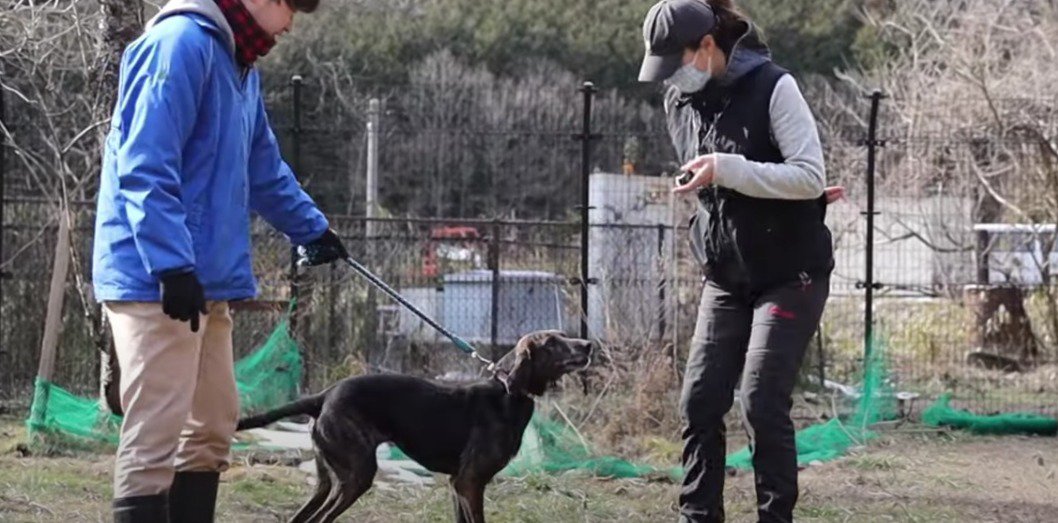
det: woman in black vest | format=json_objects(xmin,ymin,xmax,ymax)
[{"xmin": 639, "ymin": 1, "xmax": 839, "ymax": 522}]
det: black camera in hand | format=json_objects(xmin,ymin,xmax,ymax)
[{"xmin": 677, "ymin": 170, "xmax": 694, "ymax": 186}]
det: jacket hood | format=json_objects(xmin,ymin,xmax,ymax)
[
  {"xmin": 146, "ymin": 0, "xmax": 235, "ymax": 56},
  {"xmin": 717, "ymin": 20, "xmax": 772, "ymax": 86}
]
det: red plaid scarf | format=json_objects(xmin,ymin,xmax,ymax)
[{"xmin": 214, "ymin": 0, "xmax": 276, "ymax": 67}]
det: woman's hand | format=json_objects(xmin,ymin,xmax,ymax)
[
  {"xmin": 824, "ymin": 186, "xmax": 845, "ymax": 204},
  {"xmin": 673, "ymin": 154, "xmax": 717, "ymax": 195}
]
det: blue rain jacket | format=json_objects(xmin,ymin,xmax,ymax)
[{"xmin": 93, "ymin": 2, "xmax": 327, "ymax": 302}]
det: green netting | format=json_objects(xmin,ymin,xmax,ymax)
[
  {"xmin": 725, "ymin": 338, "xmax": 896, "ymax": 470},
  {"xmin": 498, "ymin": 417, "xmax": 648, "ymax": 477},
  {"xmin": 386, "ymin": 414, "xmax": 682, "ymax": 480},
  {"xmin": 26, "ymin": 377, "xmax": 122, "ymax": 446},
  {"xmin": 383, "ymin": 339, "xmax": 898, "ymax": 479},
  {"xmin": 23, "ymin": 310, "xmax": 901, "ymax": 480},
  {"xmin": 499, "ymin": 415, "xmax": 680, "ymax": 479},
  {"xmin": 26, "ymin": 316, "xmax": 302, "ymax": 448},
  {"xmin": 37, "ymin": 313, "xmax": 1051, "ymax": 482},
  {"xmin": 922, "ymin": 393, "xmax": 1058, "ymax": 436},
  {"xmin": 234, "ymin": 317, "xmax": 302, "ymax": 416}
]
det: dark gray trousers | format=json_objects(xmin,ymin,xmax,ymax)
[{"xmin": 678, "ymin": 275, "xmax": 829, "ymax": 523}]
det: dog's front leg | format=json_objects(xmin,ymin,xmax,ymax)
[
  {"xmin": 450, "ymin": 476, "xmax": 487, "ymax": 523},
  {"xmin": 449, "ymin": 488, "xmax": 465, "ymax": 523}
]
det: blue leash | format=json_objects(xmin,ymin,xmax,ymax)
[{"xmin": 343, "ymin": 257, "xmax": 496, "ymax": 370}]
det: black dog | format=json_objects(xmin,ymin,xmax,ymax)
[{"xmin": 237, "ymin": 330, "xmax": 593, "ymax": 523}]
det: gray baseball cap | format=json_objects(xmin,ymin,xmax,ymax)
[{"xmin": 638, "ymin": 0, "xmax": 717, "ymax": 82}]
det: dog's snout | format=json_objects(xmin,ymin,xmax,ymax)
[
  {"xmin": 562, "ymin": 338, "xmax": 594, "ymax": 369},
  {"xmin": 563, "ymin": 337, "xmax": 592, "ymax": 354}
]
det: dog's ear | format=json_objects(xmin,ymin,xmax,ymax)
[
  {"xmin": 500, "ymin": 337, "xmax": 539, "ymax": 395},
  {"xmin": 501, "ymin": 351, "xmax": 530, "ymax": 395}
]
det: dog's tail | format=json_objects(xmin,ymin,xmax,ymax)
[{"xmin": 236, "ymin": 394, "xmax": 325, "ymax": 431}]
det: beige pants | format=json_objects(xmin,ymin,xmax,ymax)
[{"xmin": 104, "ymin": 301, "xmax": 239, "ymax": 498}]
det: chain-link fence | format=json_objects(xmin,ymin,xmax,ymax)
[
  {"xmin": 2, "ymin": 75, "xmax": 1056, "ymax": 417},
  {"xmin": 822, "ymin": 93, "xmax": 1058, "ymax": 416}
]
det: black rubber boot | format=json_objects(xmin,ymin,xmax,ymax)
[
  {"xmin": 168, "ymin": 471, "xmax": 220, "ymax": 523},
  {"xmin": 112, "ymin": 493, "xmax": 169, "ymax": 523}
]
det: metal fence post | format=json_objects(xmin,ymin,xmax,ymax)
[
  {"xmin": 489, "ymin": 220, "xmax": 501, "ymax": 358},
  {"xmin": 0, "ymin": 71, "xmax": 6, "ymax": 352},
  {"xmin": 364, "ymin": 99, "xmax": 381, "ymax": 361},
  {"xmin": 860, "ymin": 90, "xmax": 886, "ymax": 361},
  {"xmin": 289, "ymin": 75, "xmax": 306, "ymax": 385},
  {"xmin": 657, "ymin": 223, "xmax": 666, "ymax": 341},
  {"xmin": 575, "ymin": 81, "xmax": 598, "ymax": 340},
  {"xmin": 366, "ymin": 99, "xmax": 380, "ymax": 248}
]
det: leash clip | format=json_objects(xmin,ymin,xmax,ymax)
[{"xmin": 471, "ymin": 351, "xmax": 497, "ymax": 371}]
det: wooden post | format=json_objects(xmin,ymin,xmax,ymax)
[{"xmin": 37, "ymin": 211, "xmax": 71, "ymax": 382}]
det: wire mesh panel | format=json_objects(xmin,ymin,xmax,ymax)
[
  {"xmin": 2, "ymin": 73, "xmax": 1056, "ymax": 418},
  {"xmin": 1, "ymin": 200, "xmax": 100, "ymax": 399},
  {"xmin": 821, "ymin": 96, "xmax": 1058, "ymax": 415}
]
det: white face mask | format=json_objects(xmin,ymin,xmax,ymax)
[{"xmin": 668, "ymin": 55, "xmax": 712, "ymax": 94}]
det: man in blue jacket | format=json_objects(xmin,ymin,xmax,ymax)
[{"xmin": 92, "ymin": 0, "xmax": 345, "ymax": 521}]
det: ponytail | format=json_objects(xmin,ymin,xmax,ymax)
[{"xmin": 702, "ymin": 0, "xmax": 748, "ymax": 57}]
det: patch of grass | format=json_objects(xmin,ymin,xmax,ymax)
[
  {"xmin": 225, "ymin": 472, "xmax": 306, "ymax": 508},
  {"xmin": 25, "ymin": 431, "xmax": 116, "ymax": 458},
  {"xmin": 3, "ymin": 414, "xmax": 1058, "ymax": 522},
  {"xmin": 902, "ymin": 506, "xmax": 964, "ymax": 522},
  {"xmin": 872, "ymin": 503, "xmax": 964, "ymax": 523},
  {"xmin": 796, "ymin": 504, "xmax": 849, "ymax": 519},
  {"xmin": 640, "ymin": 435, "xmax": 683, "ymax": 464},
  {"xmin": 0, "ymin": 420, "xmax": 28, "ymax": 456},
  {"xmin": 847, "ymin": 454, "xmax": 908, "ymax": 471},
  {"xmin": 0, "ymin": 456, "xmax": 112, "ymax": 522}
]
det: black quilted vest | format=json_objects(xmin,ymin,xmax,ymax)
[{"xmin": 673, "ymin": 61, "xmax": 834, "ymax": 292}]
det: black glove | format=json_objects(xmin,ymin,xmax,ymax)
[
  {"xmin": 297, "ymin": 229, "xmax": 349, "ymax": 267},
  {"xmin": 160, "ymin": 271, "xmax": 208, "ymax": 332}
]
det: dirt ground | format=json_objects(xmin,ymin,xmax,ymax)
[{"xmin": 1, "ymin": 416, "xmax": 1056, "ymax": 522}]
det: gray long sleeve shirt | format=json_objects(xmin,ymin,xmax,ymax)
[{"xmin": 712, "ymin": 74, "xmax": 826, "ymax": 200}]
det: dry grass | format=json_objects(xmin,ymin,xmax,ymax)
[{"xmin": 1, "ymin": 415, "xmax": 1056, "ymax": 522}]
